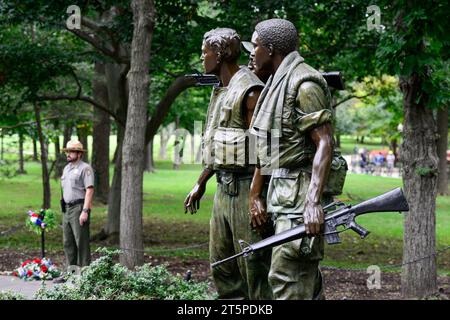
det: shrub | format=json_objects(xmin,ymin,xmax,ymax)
[
  {"xmin": 35, "ymin": 248, "xmax": 214, "ymax": 300},
  {"xmin": 0, "ymin": 291, "xmax": 25, "ymax": 300}
]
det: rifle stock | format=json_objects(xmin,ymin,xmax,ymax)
[
  {"xmin": 352, "ymin": 187, "xmax": 409, "ymax": 216},
  {"xmin": 211, "ymin": 188, "xmax": 409, "ymax": 268}
]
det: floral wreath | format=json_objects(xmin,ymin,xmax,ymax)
[{"xmin": 26, "ymin": 208, "xmax": 56, "ymax": 234}]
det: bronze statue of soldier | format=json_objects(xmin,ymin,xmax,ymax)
[
  {"xmin": 184, "ymin": 28, "xmax": 272, "ymax": 300},
  {"xmin": 248, "ymin": 19, "xmax": 335, "ymax": 300}
]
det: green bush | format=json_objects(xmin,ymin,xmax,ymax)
[
  {"xmin": 0, "ymin": 290, "xmax": 25, "ymax": 300},
  {"xmin": 35, "ymin": 248, "xmax": 214, "ymax": 300},
  {"xmin": 0, "ymin": 159, "xmax": 18, "ymax": 179}
]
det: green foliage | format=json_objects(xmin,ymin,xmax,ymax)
[
  {"xmin": 0, "ymin": 159, "xmax": 19, "ymax": 179},
  {"xmin": 0, "ymin": 26, "xmax": 77, "ymax": 96},
  {"xmin": 375, "ymin": 1, "xmax": 449, "ymax": 109},
  {"xmin": 335, "ymin": 75, "xmax": 403, "ymax": 143},
  {"xmin": 415, "ymin": 167, "xmax": 438, "ymax": 177},
  {"xmin": 35, "ymin": 248, "xmax": 213, "ymax": 300},
  {"xmin": 0, "ymin": 290, "xmax": 25, "ymax": 300}
]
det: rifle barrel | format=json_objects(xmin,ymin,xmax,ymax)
[{"xmin": 211, "ymin": 251, "xmax": 245, "ymax": 268}]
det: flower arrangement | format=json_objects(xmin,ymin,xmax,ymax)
[
  {"xmin": 26, "ymin": 209, "xmax": 56, "ymax": 234},
  {"xmin": 13, "ymin": 258, "xmax": 60, "ymax": 281}
]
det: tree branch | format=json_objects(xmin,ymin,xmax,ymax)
[
  {"xmin": 332, "ymin": 92, "xmax": 374, "ymax": 108},
  {"xmin": 70, "ymin": 69, "xmax": 82, "ymax": 98},
  {"xmin": 81, "ymin": 16, "xmax": 105, "ymax": 33},
  {"xmin": 145, "ymin": 75, "xmax": 197, "ymax": 143},
  {"xmin": 36, "ymin": 94, "xmax": 125, "ymax": 127},
  {"xmin": 67, "ymin": 28, "xmax": 117, "ymax": 60},
  {"xmin": 0, "ymin": 116, "xmax": 61, "ymax": 130}
]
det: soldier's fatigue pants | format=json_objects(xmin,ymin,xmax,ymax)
[
  {"xmin": 268, "ymin": 215, "xmax": 325, "ymax": 300},
  {"xmin": 63, "ymin": 203, "xmax": 91, "ymax": 267},
  {"xmin": 209, "ymin": 177, "xmax": 272, "ymax": 300}
]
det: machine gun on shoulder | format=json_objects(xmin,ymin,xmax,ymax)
[
  {"xmin": 185, "ymin": 72, "xmax": 221, "ymax": 87},
  {"xmin": 185, "ymin": 71, "xmax": 345, "ymax": 91}
]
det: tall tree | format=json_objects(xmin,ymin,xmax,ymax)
[
  {"xmin": 374, "ymin": 1, "xmax": 448, "ymax": 298},
  {"xmin": 144, "ymin": 139, "xmax": 155, "ymax": 172},
  {"xmin": 120, "ymin": 0, "xmax": 155, "ymax": 268},
  {"xmin": 17, "ymin": 131, "xmax": 26, "ymax": 174},
  {"xmin": 92, "ymin": 62, "xmax": 111, "ymax": 204},
  {"xmin": 436, "ymin": 106, "xmax": 449, "ymax": 195},
  {"xmin": 33, "ymin": 102, "xmax": 51, "ymax": 208}
]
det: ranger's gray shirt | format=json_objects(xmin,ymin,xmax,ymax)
[{"xmin": 61, "ymin": 160, "xmax": 94, "ymax": 203}]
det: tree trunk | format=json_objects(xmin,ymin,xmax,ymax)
[
  {"xmin": 33, "ymin": 103, "xmax": 51, "ymax": 209},
  {"xmin": 63, "ymin": 123, "xmax": 72, "ymax": 147},
  {"xmin": 100, "ymin": 59, "xmax": 130, "ymax": 239},
  {"xmin": 92, "ymin": 62, "xmax": 111, "ymax": 204},
  {"xmin": 120, "ymin": 0, "xmax": 155, "ymax": 269},
  {"xmin": 32, "ymin": 137, "xmax": 38, "ymax": 161},
  {"xmin": 144, "ymin": 138, "xmax": 155, "ymax": 172},
  {"xmin": 0, "ymin": 130, "xmax": 3, "ymax": 161},
  {"xmin": 173, "ymin": 116, "xmax": 182, "ymax": 170},
  {"xmin": 159, "ymin": 126, "xmax": 169, "ymax": 160},
  {"xmin": 53, "ymin": 133, "xmax": 65, "ymax": 179},
  {"xmin": 436, "ymin": 106, "xmax": 449, "ymax": 195},
  {"xmin": 102, "ymin": 132, "xmax": 123, "ymax": 241},
  {"xmin": 54, "ymin": 135, "xmax": 60, "ymax": 162},
  {"xmin": 335, "ymin": 133, "xmax": 341, "ymax": 148},
  {"xmin": 77, "ymin": 124, "xmax": 89, "ymax": 163},
  {"xmin": 400, "ymin": 74, "xmax": 438, "ymax": 299},
  {"xmin": 17, "ymin": 132, "xmax": 26, "ymax": 174},
  {"xmin": 390, "ymin": 138, "xmax": 398, "ymax": 165},
  {"xmin": 55, "ymin": 123, "xmax": 73, "ymax": 178}
]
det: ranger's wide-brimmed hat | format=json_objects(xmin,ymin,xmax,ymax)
[{"xmin": 62, "ymin": 140, "xmax": 86, "ymax": 152}]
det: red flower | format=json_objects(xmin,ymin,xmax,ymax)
[
  {"xmin": 21, "ymin": 260, "xmax": 31, "ymax": 267},
  {"xmin": 40, "ymin": 265, "xmax": 48, "ymax": 273},
  {"xmin": 27, "ymin": 270, "xmax": 32, "ymax": 276},
  {"xmin": 33, "ymin": 259, "xmax": 41, "ymax": 264},
  {"xmin": 12, "ymin": 271, "xmax": 18, "ymax": 277}
]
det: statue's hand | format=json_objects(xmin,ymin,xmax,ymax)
[
  {"xmin": 184, "ymin": 183, "xmax": 206, "ymax": 214},
  {"xmin": 303, "ymin": 200, "xmax": 324, "ymax": 236},
  {"xmin": 249, "ymin": 194, "xmax": 269, "ymax": 231}
]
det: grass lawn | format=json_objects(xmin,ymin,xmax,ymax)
[{"xmin": 0, "ymin": 159, "xmax": 449, "ymax": 275}]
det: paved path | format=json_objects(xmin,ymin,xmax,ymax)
[{"xmin": 0, "ymin": 275, "xmax": 55, "ymax": 299}]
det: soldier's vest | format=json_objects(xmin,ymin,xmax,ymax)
[
  {"xmin": 212, "ymin": 67, "xmax": 264, "ymax": 171},
  {"xmin": 268, "ymin": 62, "xmax": 347, "ymax": 196},
  {"xmin": 202, "ymin": 86, "xmax": 227, "ymax": 169},
  {"xmin": 275, "ymin": 62, "xmax": 332, "ymax": 169}
]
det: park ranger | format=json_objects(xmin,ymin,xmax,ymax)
[
  {"xmin": 60, "ymin": 140, "xmax": 94, "ymax": 268},
  {"xmin": 184, "ymin": 28, "xmax": 272, "ymax": 299},
  {"xmin": 248, "ymin": 19, "xmax": 335, "ymax": 300}
]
